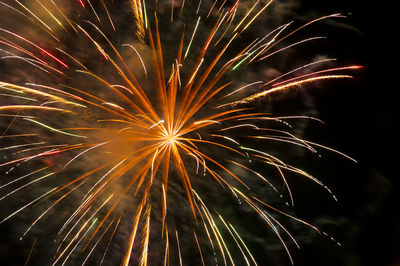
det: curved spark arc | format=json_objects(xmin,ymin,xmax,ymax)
[{"xmin": 0, "ymin": 0, "xmax": 358, "ymax": 265}]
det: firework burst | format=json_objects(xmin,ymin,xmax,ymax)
[{"xmin": 0, "ymin": 0, "xmax": 359, "ymax": 265}]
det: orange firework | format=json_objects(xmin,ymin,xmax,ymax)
[{"xmin": 0, "ymin": 0, "xmax": 359, "ymax": 265}]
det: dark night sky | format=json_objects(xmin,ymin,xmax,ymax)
[
  {"xmin": 0, "ymin": 0, "xmax": 397, "ymax": 265},
  {"xmin": 293, "ymin": 1, "xmax": 398, "ymax": 266}
]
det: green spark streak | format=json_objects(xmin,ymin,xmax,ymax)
[{"xmin": 23, "ymin": 118, "xmax": 87, "ymax": 138}]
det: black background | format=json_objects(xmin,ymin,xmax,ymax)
[{"xmin": 291, "ymin": 0, "xmax": 398, "ymax": 266}]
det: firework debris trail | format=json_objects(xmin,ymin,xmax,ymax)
[{"xmin": 0, "ymin": 0, "xmax": 360, "ymax": 265}]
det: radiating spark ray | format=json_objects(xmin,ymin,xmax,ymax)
[
  {"xmin": 240, "ymin": 145, "xmax": 294, "ymax": 205},
  {"xmin": 77, "ymin": 0, "xmax": 85, "ymax": 8},
  {"xmin": 122, "ymin": 201, "xmax": 144, "ymax": 266},
  {"xmin": 61, "ymin": 218, "xmax": 97, "ymax": 266},
  {"xmin": 122, "ymin": 44, "xmax": 148, "ymax": 76},
  {"xmin": 219, "ymin": 81, "xmax": 263, "ymax": 100},
  {"xmin": 87, "ymin": 0, "xmax": 101, "ymax": 23},
  {"xmin": 262, "ymin": 58, "xmax": 337, "ymax": 87},
  {"xmin": 0, "ymin": 172, "xmax": 54, "ymax": 202},
  {"xmin": 0, "ymin": 1, "xmax": 28, "ymax": 18},
  {"xmin": 13, "ymin": 0, "xmax": 57, "ymax": 36},
  {"xmin": 63, "ymin": 142, "xmax": 109, "ymax": 169},
  {"xmin": 23, "ymin": 118, "xmax": 87, "ymax": 139},
  {"xmin": 0, "ymin": 187, "xmax": 57, "ymax": 224},
  {"xmin": 0, "ymin": 105, "xmax": 70, "ymax": 113},
  {"xmin": 100, "ymin": 0, "xmax": 116, "ymax": 31},
  {"xmin": 192, "ymin": 230, "xmax": 205, "ymax": 266},
  {"xmin": 1, "ymin": 55, "xmax": 50, "ymax": 73},
  {"xmin": 35, "ymin": 0, "xmax": 67, "ymax": 32},
  {"xmin": 252, "ymin": 196, "xmax": 320, "ymax": 233},
  {"xmin": 81, "ymin": 159, "xmax": 126, "ymax": 203},
  {"xmin": 233, "ymin": 188, "xmax": 295, "ymax": 264},
  {"xmin": 140, "ymin": 205, "xmax": 151, "ymax": 266},
  {"xmin": 0, "ymin": 27, "xmax": 67, "ymax": 66},
  {"xmin": 0, "ymin": 165, "xmax": 50, "ymax": 190},
  {"xmin": 24, "ymin": 237, "xmax": 36, "ymax": 266},
  {"xmin": 228, "ymin": 223, "xmax": 258, "ymax": 266},
  {"xmin": 218, "ymin": 214, "xmax": 250, "ymax": 266},
  {"xmin": 239, "ymin": 0, "xmax": 274, "ymax": 34},
  {"xmin": 272, "ymin": 65, "xmax": 363, "ymax": 87},
  {"xmin": 59, "ymin": 194, "xmax": 113, "ymax": 258},
  {"xmin": 195, "ymin": 194, "xmax": 227, "ymax": 266},
  {"xmin": 0, "ymin": 92, "xmax": 24, "ymax": 103},
  {"xmin": 175, "ymin": 229, "xmax": 183, "ymax": 266},
  {"xmin": 232, "ymin": 0, "xmax": 259, "ymax": 32},
  {"xmin": 0, "ymin": 141, "xmax": 44, "ymax": 152},
  {"xmin": 254, "ymin": 14, "xmax": 345, "ymax": 63},
  {"xmin": 292, "ymin": 138, "xmax": 357, "ymax": 162},
  {"xmin": 196, "ymin": 0, "xmax": 203, "ymax": 14},
  {"xmin": 48, "ymin": 0, "xmax": 78, "ymax": 32},
  {"xmin": 184, "ymin": 16, "xmax": 201, "ymax": 59},
  {"xmin": 20, "ymin": 180, "xmax": 86, "ymax": 240},
  {"xmin": 163, "ymin": 226, "xmax": 169, "ymax": 266},
  {"xmin": 232, "ymin": 75, "xmax": 353, "ymax": 105},
  {"xmin": 82, "ymin": 216, "xmax": 116, "ymax": 265},
  {"xmin": 100, "ymin": 214, "xmax": 122, "ymax": 266},
  {"xmin": 257, "ymin": 36, "xmax": 326, "ymax": 62},
  {"xmin": 24, "ymin": 83, "xmax": 85, "ymax": 104},
  {"xmin": 53, "ymin": 218, "xmax": 91, "ymax": 266}
]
